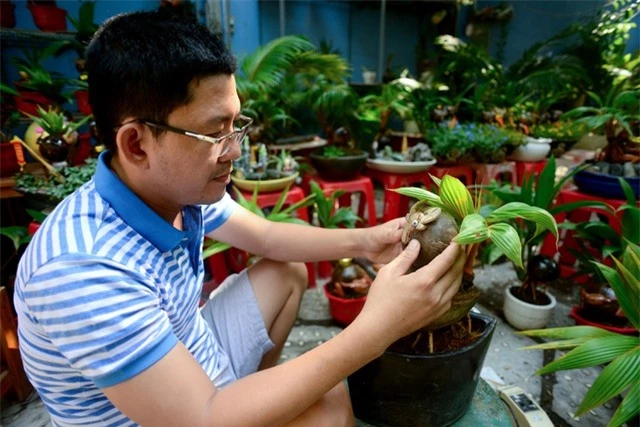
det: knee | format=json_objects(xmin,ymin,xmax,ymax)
[
  {"xmin": 321, "ymin": 383, "xmax": 355, "ymax": 427},
  {"xmin": 284, "ymin": 261, "xmax": 308, "ymax": 295}
]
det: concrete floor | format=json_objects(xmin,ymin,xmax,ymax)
[{"xmin": 1, "ymin": 262, "xmax": 619, "ymax": 427}]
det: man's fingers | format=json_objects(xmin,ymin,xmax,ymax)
[
  {"xmin": 413, "ymin": 243, "xmax": 462, "ymax": 280},
  {"xmin": 387, "ymin": 239, "xmax": 420, "ymax": 275}
]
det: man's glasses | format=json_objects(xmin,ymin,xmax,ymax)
[{"xmin": 117, "ymin": 114, "xmax": 253, "ymax": 158}]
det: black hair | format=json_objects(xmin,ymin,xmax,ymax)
[{"xmin": 86, "ymin": 11, "xmax": 237, "ymax": 152}]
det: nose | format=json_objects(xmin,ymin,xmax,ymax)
[{"xmin": 219, "ymin": 138, "xmax": 241, "ymax": 163}]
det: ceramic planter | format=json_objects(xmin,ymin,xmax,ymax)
[
  {"xmin": 323, "ymin": 283, "xmax": 366, "ymax": 326},
  {"xmin": 573, "ymin": 169, "xmax": 640, "ymax": 200},
  {"xmin": 503, "ymin": 285, "xmax": 556, "ymax": 330},
  {"xmin": 510, "ymin": 137, "xmax": 551, "ymax": 162},
  {"xmin": 348, "ymin": 312, "xmax": 497, "ymax": 427},
  {"xmin": 310, "ymin": 151, "xmax": 368, "ymax": 181}
]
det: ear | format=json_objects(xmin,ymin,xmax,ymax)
[{"xmin": 115, "ymin": 121, "xmax": 151, "ymax": 170}]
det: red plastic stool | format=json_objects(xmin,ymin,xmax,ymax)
[
  {"xmin": 235, "ymin": 185, "xmax": 316, "ymax": 287},
  {"xmin": 303, "ymin": 174, "xmax": 377, "ymax": 227},
  {"xmin": 364, "ymin": 168, "xmax": 432, "ymax": 223},
  {"xmin": 428, "ymin": 164, "xmax": 474, "ymax": 186},
  {"xmin": 539, "ymin": 186, "xmax": 630, "ymax": 279},
  {"xmin": 515, "ymin": 160, "xmax": 547, "ymax": 185},
  {"xmin": 473, "ymin": 161, "xmax": 518, "ymax": 186}
]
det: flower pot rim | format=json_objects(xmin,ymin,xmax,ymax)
[
  {"xmin": 311, "ymin": 150, "xmax": 368, "ymax": 161},
  {"xmin": 505, "ymin": 285, "xmax": 557, "ymax": 309},
  {"xmin": 322, "ymin": 281, "xmax": 367, "ymax": 302},
  {"xmin": 383, "ymin": 311, "xmax": 497, "ymax": 360},
  {"xmin": 569, "ymin": 306, "xmax": 638, "ymax": 335}
]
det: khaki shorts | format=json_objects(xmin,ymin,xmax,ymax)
[{"xmin": 200, "ymin": 269, "xmax": 274, "ymax": 385}]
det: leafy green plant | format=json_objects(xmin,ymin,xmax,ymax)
[
  {"xmin": 202, "ymin": 184, "xmax": 314, "ymax": 259},
  {"xmin": 50, "ymin": 0, "xmax": 99, "ymax": 61},
  {"xmin": 25, "ymin": 106, "xmax": 92, "ymax": 138},
  {"xmin": 0, "ymin": 209, "xmax": 48, "ymax": 271},
  {"xmin": 529, "ymin": 120, "xmax": 587, "ymax": 141},
  {"xmin": 14, "ymin": 158, "xmax": 97, "ymax": 203},
  {"xmin": 308, "ymin": 180, "xmax": 360, "ymax": 229},
  {"xmin": 395, "ymin": 174, "xmax": 557, "ymax": 329},
  {"xmin": 562, "ymin": 177, "xmax": 639, "ymax": 287},
  {"xmin": 485, "ymin": 157, "xmax": 609, "ymax": 300},
  {"xmin": 11, "ymin": 47, "xmax": 71, "ymax": 106},
  {"xmin": 562, "ymin": 85, "xmax": 639, "ymax": 163},
  {"xmin": 520, "ymin": 242, "xmax": 640, "ymax": 427},
  {"xmin": 359, "ymin": 82, "xmax": 411, "ymax": 137}
]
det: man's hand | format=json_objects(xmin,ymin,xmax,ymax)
[
  {"xmin": 360, "ymin": 217, "xmax": 406, "ymax": 264},
  {"xmin": 354, "ymin": 241, "xmax": 466, "ymax": 345}
]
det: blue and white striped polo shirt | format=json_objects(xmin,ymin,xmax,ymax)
[{"xmin": 14, "ymin": 152, "xmax": 238, "ymax": 426}]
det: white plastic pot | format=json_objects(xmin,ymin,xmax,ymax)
[
  {"xmin": 503, "ymin": 285, "xmax": 556, "ymax": 330},
  {"xmin": 510, "ymin": 137, "xmax": 551, "ymax": 162}
]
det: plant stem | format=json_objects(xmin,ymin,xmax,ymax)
[{"xmin": 463, "ymin": 244, "xmax": 479, "ymax": 277}]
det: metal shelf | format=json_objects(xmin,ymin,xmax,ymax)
[{"xmin": 0, "ymin": 28, "xmax": 75, "ymax": 48}]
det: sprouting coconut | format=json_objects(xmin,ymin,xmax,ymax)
[{"xmin": 392, "ymin": 174, "xmax": 558, "ymax": 353}]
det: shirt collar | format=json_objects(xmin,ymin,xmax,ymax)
[{"xmin": 94, "ymin": 151, "xmax": 189, "ymax": 252}]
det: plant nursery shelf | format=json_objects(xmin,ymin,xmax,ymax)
[{"xmin": 0, "ymin": 29, "xmax": 75, "ymax": 47}]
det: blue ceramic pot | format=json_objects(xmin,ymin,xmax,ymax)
[{"xmin": 573, "ymin": 169, "xmax": 640, "ymax": 200}]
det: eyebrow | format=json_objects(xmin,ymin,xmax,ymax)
[{"xmin": 204, "ymin": 111, "xmax": 241, "ymax": 127}]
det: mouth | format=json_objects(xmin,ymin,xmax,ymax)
[{"xmin": 211, "ymin": 168, "xmax": 233, "ymax": 182}]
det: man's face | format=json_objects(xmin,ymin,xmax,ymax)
[{"xmin": 148, "ymin": 74, "xmax": 242, "ymax": 206}]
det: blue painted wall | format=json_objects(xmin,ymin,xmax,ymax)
[{"xmin": 3, "ymin": 0, "xmax": 633, "ymax": 96}]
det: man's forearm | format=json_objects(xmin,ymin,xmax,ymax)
[{"xmin": 257, "ymin": 222, "xmax": 366, "ymax": 262}]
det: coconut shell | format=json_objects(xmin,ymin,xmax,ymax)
[{"xmin": 402, "ymin": 208, "xmax": 459, "ymax": 271}]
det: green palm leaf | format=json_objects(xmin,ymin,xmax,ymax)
[
  {"xmin": 239, "ymin": 35, "xmax": 316, "ymax": 89},
  {"xmin": 454, "ymin": 213, "xmax": 489, "ymax": 244},
  {"xmin": 519, "ymin": 326, "xmax": 615, "ymax": 340},
  {"xmin": 575, "ymin": 347, "xmax": 640, "ymax": 416},
  {"xmin": 608, "ymin": 380, "xmax": 639, "ymax": 427},
  {"xmin": 486, "ymin": 202, "xmax": 558, "ymax": 239},
  {"xmin": 394, "ymin": 187, "xmax": 443, "ymax": 209},
  {"xmin": 595, "ymin": 260, "xmax": 639, "ymax": 330},
  {"xmin": 488, "ymin": 223, "xmax": 523, "ymax": 269},
  {"xmin": 439, "ymin": 175, "xmax": 475, "ymax": 221},
  {"xmin": 534, "ymin": 335, "xmax": 639, "ymax": 375}
]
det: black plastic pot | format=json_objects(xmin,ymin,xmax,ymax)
[
  {"xmin": 310, "ymin": 150, "xmax": 367, "ymax": 181},
  {"xmin": 348, "ymin": 312, "xmax": 497, "ymax": 427}
]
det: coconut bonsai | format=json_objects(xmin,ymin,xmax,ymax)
[
  {"xmin": 25, "ymin": 106, "xmax": 92, "ymax": 163},
  {"xmin": 347, "ymin": 174, "xmax": 557, "ymax": 426}
]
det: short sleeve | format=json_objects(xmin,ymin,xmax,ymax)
[
  {"xmin": 21, "ymin": 253, "xmax": 178, "ymax": 388},
  {"xmin": 202, "ymin": 191, "xmax": 237, "ymax": 234}
]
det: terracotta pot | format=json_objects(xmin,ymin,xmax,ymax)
[
  {"xmin": 28, "ymin": 4, "xmax": 67, "ymax": 32},
  {"xmin": 348, "ymin": 312, "xmax": 497, "ymax": 427},
  {"xmin": 0, "ymin": 142, "xmax": 20, "ymax": 177},
  {"xmin": 323, "ymin": 283, "xmax": 366, "ymax": 326},
  {"xmin": 1, "ymin": 1, "xmax": 16, "ymax": 28},
  {"xmin": 74, "ymin": 90, "xmax": 91, "ymax": 115}
]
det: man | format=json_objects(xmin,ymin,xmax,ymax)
[{"xmin": 14, "ymin": 11, "xmax": 465, "ymax": 426}]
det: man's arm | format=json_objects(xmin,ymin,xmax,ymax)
[
  {"xmin": 103, "ymin": 242, "xmax": 465, "ymax": 426},
  {"xmin": 207, "ymin": 204, "xmax": 404, "ymax": 264}
]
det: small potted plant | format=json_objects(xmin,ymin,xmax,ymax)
[
  {"xmin": 231, "ymin": 142, "xmax": 300, "ymax": 192},
  {"xmin": 427, "ymin": 122, "xmax": 475, "ymax": 165},
  {"xmin": 487, "ymin": 157, "xmax": 607, "ymax": 329},
  {"xmin": 25, "ymin": 106, "xmax": 92, "ymax": 164},
  {"xmin": 529, "ymin": 120, "xmax": 587, "ymax": 157},
  {"xmin": 11, "ymin": 47, "xmax": 71, "ymax": 114},
  {"xmin": 348, "ymin": 174, "xmax": 557, "ymax": 426}
]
